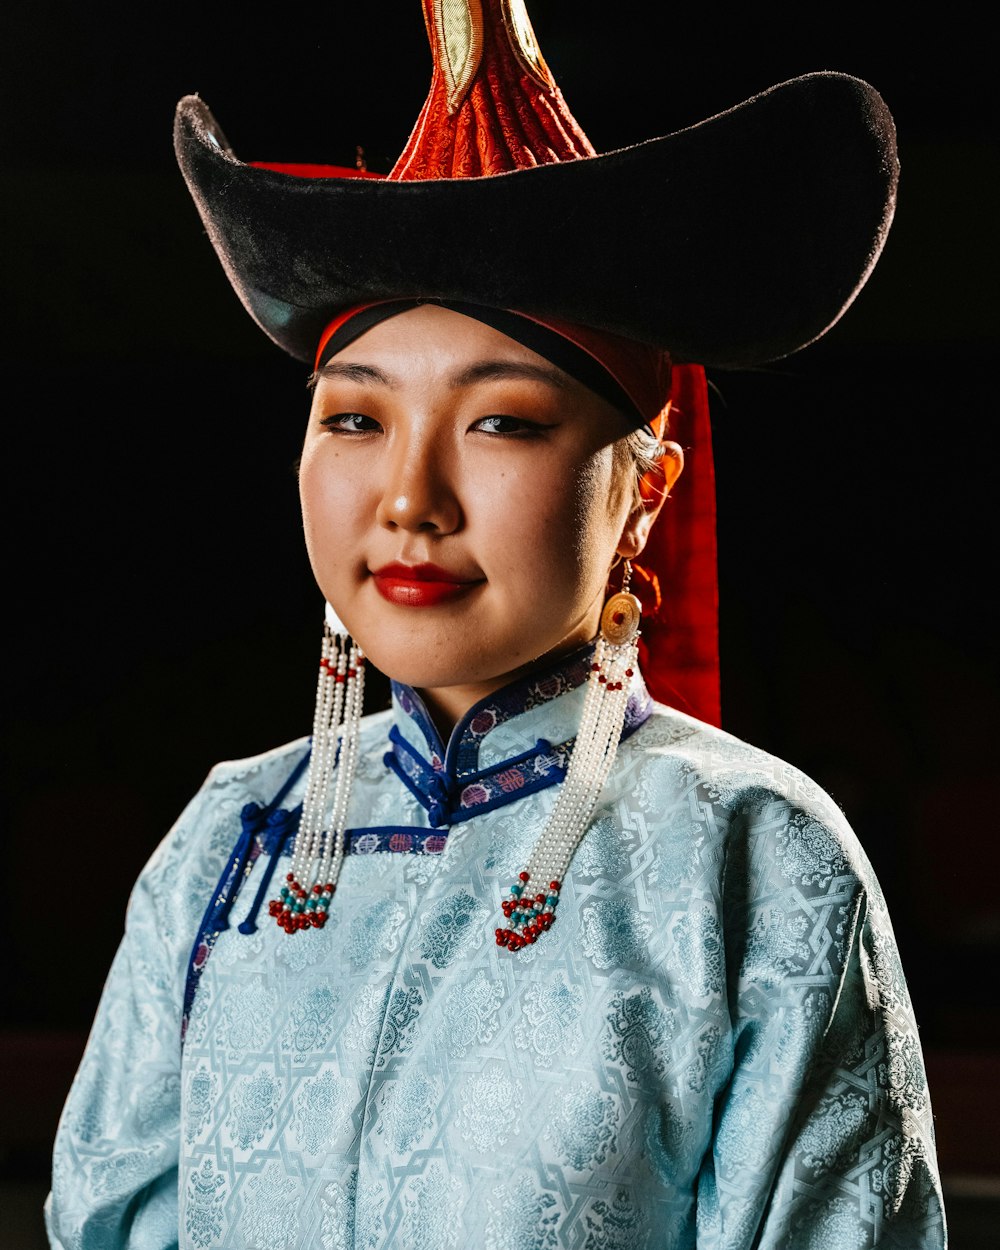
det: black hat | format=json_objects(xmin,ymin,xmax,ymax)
[{"xmin": 174, "ymin": 0, "xmax": 897, "ymax": 369}]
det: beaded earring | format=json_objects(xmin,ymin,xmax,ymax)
[
  {"xmin": 269, "ymin": 603, "xmax": 366, "ymax": 933},
  {"xmin": 495, "ymin": 560, "xmax": 642, "ymax": 950}
]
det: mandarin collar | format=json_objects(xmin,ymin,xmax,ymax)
[
  {"xmin": 391, "ymin": 643, "xmax": 595, "ymax": 779},
  {"xmin": 386, "ymin": 643, "xmax": 653, "ymax": 828}
]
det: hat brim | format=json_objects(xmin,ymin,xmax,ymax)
[{"xmin": 174, "ymin": 72, "xmax": 897, "ymax": 368}]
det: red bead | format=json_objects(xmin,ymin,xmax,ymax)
[
  {"xmin": 286, "ymin": 872, "xmax": 295, "ymax": 882},
  {"xmin": 519, "ymin": 871, "xmax": 530, "ymax": 882},
  {"xmin": 598, "ymin": 674, "xmax": 606, "ymax": 683},
  {"xmin": 625, "ymin": 669, "xmax": 634, "ymax": 677},
  {"xmin": 315, "ymin": 913, "xmax": 327, "ymax": 928},
  {"xmin": 312, "ymin": 884, "xmax": 322, "ymax": 894},
  {"xmin": 550, "ymin": 881, "xmax": 561, "ymax": 891},
  {"xmin": 591, "ymin": 663, "xmax": 600, "ymax": 672}
]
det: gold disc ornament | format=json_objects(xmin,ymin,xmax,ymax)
[{"xmin": 600, "ymin": 592, "xmax": 642, "ymax": 646}]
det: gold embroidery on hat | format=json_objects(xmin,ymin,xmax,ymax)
[
  {"xmin": 434, "ymin": 0, "xmax": 484, "ymax": 114},
  {"xmin": 501, "ymin": 0, "xmax": 553, "ymax": 90}
]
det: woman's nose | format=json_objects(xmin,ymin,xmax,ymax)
[{"xmin": 374, "ymin": 431, "xmax": 462, "ymax": 534}]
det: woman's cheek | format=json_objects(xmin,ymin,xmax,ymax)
[{"xmin": 301, "ymin": 450, "xmax": 358, "ymax": 554}]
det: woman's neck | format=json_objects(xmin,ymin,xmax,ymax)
[{"xmin": 414, "ymin": 634, "xmax": 596, "ymax": 741}]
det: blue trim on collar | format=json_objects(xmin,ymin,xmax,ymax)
[
  {"xmin": 391, "ymin": 642, "xmax": 595, "ymax": 780},
  {"xmin": 386, "ymin": 643, "xmax": 654, "ymax": 828}
]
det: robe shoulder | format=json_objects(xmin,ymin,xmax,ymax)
[{"xmin": 624, "ymin": 700, "xmax": 870, "ymax": 879}]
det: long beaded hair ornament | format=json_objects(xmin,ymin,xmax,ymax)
[
  {"xmin": 495, "ymin": 562, "xmax": 643, "ymax": 950},
  {"xmin": 268, "ymin": 603, "xmax": 366, "ymax": 932}
]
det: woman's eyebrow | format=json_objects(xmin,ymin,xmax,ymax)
[
  {"xmin": 316, "ymin": 361, "xmax": 397, "ymax": 386},
  {"xmin": 451, "ymin": 360, "xmax": 569, "ymax": 389}
]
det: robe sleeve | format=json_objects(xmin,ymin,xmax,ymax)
[
  {"xmin": 695, "ymin": 791, "xmax": 947, "ymax": 1249},
  {"xmin": 45, "ymin": 769, "xmax": 230, "ymax": 1250}
]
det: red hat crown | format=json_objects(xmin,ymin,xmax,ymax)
[{"xmin": 390, "ymin": 0, "xmax": 594, "ymax": 179}]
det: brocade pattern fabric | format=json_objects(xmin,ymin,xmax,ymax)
[{"xmin": 47, "ymin": 666, "xmax": 946, "ymax": 1248}]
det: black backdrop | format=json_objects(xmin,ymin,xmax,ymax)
[{"xmin": 3, "ymin": 0, "xmax": 997, "ymax": 1086}]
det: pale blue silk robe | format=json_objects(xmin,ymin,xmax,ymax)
[{"xmin": 46, "ymin": 649, "xmax": 946, "ymax": 1248}]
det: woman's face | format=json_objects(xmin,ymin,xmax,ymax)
[{"xmin": 299, "ymin": 304, "xmax": 671, "ymax": 727}]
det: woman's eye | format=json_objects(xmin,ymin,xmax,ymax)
[
  {"xmin": 319, "ymin": 412, "xmax": 381, "ymax": 434},
  {"xmin": 472, "ymin": 415, "xmax": 547, "ymax": 437}
]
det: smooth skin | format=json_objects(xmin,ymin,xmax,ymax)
[{"xmin": 300, "ymin": 304, "xmax": 683, "ymax": 734}]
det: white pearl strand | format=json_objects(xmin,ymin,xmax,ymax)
[
  {"xmin": 272, "ymin": 624, "xmax": 365, "ymax": 932},
  {"xmin": 315, "ymin": 642, "xmax": 365, "ymax": 888},
  {"xmin": 497, "ymin": 561, "xmax": 642, "ymax": 950},
  {"xmin": 524, "ymin": 634, "xmax": 637, "ymax": 888},
  {"xmin": 289, "ymin": 625, "xmax": 346, "ymax": 885}
]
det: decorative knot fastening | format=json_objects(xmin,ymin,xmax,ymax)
[{"xmin": 426, "ymin": 775, "xmax": 452, "ymax": 828}]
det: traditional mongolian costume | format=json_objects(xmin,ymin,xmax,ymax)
[{"xmin": 47, "ymin": 3, "xmax": 945, "ymax": 1247}]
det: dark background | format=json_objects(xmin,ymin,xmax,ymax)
[{"xmin": 3, "ymin": 0, "xmax": 998, "ymax": 1237}]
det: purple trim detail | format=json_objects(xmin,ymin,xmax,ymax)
[
  {"xmin": 347, "ymin": 826, "xmax": 450, "ymax": 855},
  {"xmin": 452, "ymin": 739, "xmax": 570, "ymax": 817},
  {"xmin": 451, "ymin": 758, "xmax": 569, "ymax": 821},
  {"xmin": 386, "ymin": 721, "xmax": 574, "ymax": 827},
  {"xmin": 622, "ymin": 681, "xmax": 654, "ymax": 740}
]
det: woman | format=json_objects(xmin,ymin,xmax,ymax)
[{"xmin": 47, "ymin": 2, "xmax": 945, "ymax": 1247}]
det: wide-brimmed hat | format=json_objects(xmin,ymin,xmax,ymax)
[
  {"xmin": 174, "ymin": 2, "xmax": 897, "ymax": 369},
  {"xmin": 173, "ymin": 0, "xmax": 899, "ymax": 730}
]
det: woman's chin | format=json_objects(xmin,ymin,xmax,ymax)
[
  {"xmin": 352, "ymin": 631, "xmax": 536, "ymax": 700},
  {"xmin": 360, "ymin": 651, "xmax": 500, "ymax": 694}
]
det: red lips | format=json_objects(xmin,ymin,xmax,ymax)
[{"xmin": 370, "ymin": 562, "xmax": 484, "ymax": 607}]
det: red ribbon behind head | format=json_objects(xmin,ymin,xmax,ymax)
[{"xmin": 638, "ymin": 364, "xmax": 720, "ymax": 726}]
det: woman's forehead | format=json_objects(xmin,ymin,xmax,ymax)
[{"xmin": 319, "ymin": 303, "xmax": 651, "ymax": 432}]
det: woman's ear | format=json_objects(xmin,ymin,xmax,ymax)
[{"xmin": 617, "ymin": 440, "xmax": 684, "ymax": 560}]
